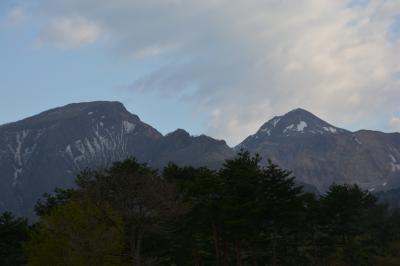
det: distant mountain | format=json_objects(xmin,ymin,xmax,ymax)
[
  {"xmin": 0, "ymin": 101, "xmax": 234, "ymax": 216},
  {"xmin": 237, "ymin": 108, "xmax": 400, "ymax": 193},
  {"xmin": 1, "ymin": 103, "xmax": 399, "ymax": 216},
  {"xmin": 153, "ymin": 129, "xmax": 233, "ymax": 169},
  {"xmin": 375, "ymin": 188, "xmax": 400, "ymax": 209},
  {"xmin": 241, "ymin": 108, "xmax": 347, "ymax": 144}
]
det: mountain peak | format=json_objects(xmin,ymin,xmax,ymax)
[
  {"xmin": 166, "ymin": 129, "xmax": 191, "ymax": 138},
  {"xmin": 44, "ymin": 101, "xmax": 130, "ymax": 118},
  {"xmin": 284, "ymin": 108, "xmax": 323, "ymax": 120},
  {"xmin": 237, "ymin": 108, "xmax": 348, "ymax": 150},
  {"xmin": 255, "ymin": 108, "xmax": 346, "ymax": 137},
  {"xmin": 5, "ymin": 101, "xmax": 141, "ymax": 129},
  {"xmin": 287, "ymin": 107, "xmax": 312, "ymax": 114},
  {"xmin": 64, "ymin": 100, "xmax": 124, "ymax": 108}
]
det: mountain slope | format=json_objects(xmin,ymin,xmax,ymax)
[
  {"xmin": 0, "ymin": 101, "xmax": 234, "ymax": 216},
  {"xmin": 1, "ymin": 103, "xmax": 399, "ymax": 216},
  {"xmin": 237, "ymin": 109, "xmax": 400, "ymax": 192}
]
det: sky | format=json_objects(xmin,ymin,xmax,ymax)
[{"xmin": 1, "ymin": 0, "xmax": 400, "ymax": 146}]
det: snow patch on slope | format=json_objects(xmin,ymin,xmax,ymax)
[
  {"xmin": 7, "ymin": 130, "xmax": 29, "ymax": 166},
  {"xmin": 283, "ymin": 124, "xmax": 294, "ymax": 133},
  {"xmin": 296, "ymin": 121, "xmax": 307, "ymax": 132},
  {"xmin": 389, "ymin": 154, "xmax": 400, "ymax": 172},
  {"xmin": 259, "ymin": 127, "xmax": 271, "ymax": 135},
  {"xmin": 62, "ymin": 124, "xmax": 131, "ymax": 172},
  {"xmin": 123, "ymin": 121, "xmax": 136, "ymax": 134},
  {"xmin": 6, "ymin": 130, "xmax": 36, "ymax": 186},
  {"xmin": 354, "ymin": 137, "xmax": 362, "ymax": 145},
  {"xmin": 283, "ymin": 121, "xmax": 307, "ymax": 133},
  {"xmin": 258, "ymin": 117, "xmax": 282, "ymax": 136},
  {"xmin": 323, "ymin": 126, "xmax": 337, "ymax": 133},
  {"xmin": 272, "ymin": 118, "xmax": 281, "ymax": 127}
]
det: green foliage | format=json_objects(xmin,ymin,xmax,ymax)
[
  {"xmin": 320, "ymin": 184, "xmax": 378, "ymax": 236},
  {"xmin": 165, "ymin": 151, "xmax": 311, "ymax": 265},
  {"xmin": 75, "ymin": 158, "xmax": 182, "ymax": 266},
  {"xmin": 163, "ymin": 152, "xmax": 400, "ymax": 265},
  {"xmin": 25, "ymin": 200, "xmax": 128, "ymax": 266},
  {"xmin": 164, "ymin": 163, "xmax": 222, "ymax": 265},
  {"xmin": 315, "ymin": 184, "xmax": 389, "ymax": 265},
  {"xmin": 0, "ymin": 212, "xmax": 29, "ymax": 266},
  {"xmin": 34, "ymin": 187, "xmax": 74, "ymax": 217},
  {"xmin": 6, "ymin": 151, "xmax": 400, "ymax": 265}
]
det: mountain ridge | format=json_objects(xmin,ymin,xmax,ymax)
[
  {"xmin": 237, "ymin": 108, "xmax": 400, "ymax": 193},
  {"xmin": 0, "ymin": 101, "xmax": 234, "ymax": 216},
  {"xmin": 1, "ymin": 101, "xmax": 399, "ymax": 216}
]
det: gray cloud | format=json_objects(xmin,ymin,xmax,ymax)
[{"xmin": 23, "ymin": 0, "xmax": 400, "ymax": 144}]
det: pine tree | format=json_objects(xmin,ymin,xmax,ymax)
[
  {"xmin": 164, "ymin": 163, "xmax": 222, "ymax": 265},
  {"xmin": 0, "ymin": 212, "xmax": 29, "ymax": 266},
  {"xmin": 252, "ymin": 160, "xmax": 308, "ymax": 265},
  {"xmin": 318, "ymin": 184, "xmax": 384, "ymax": 265}
]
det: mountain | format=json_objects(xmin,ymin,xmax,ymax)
[
  {"xmin": 153, "ymin": 129, "xmax": 233, "ymax": 169},
  {"xmin": 375, "ymin": 188, "xmax": 400, "ymax": 209},
  {"xmin": 0, "ymin": 101, "xmax": 234, "ymax": 216},
  {"xmin": 1, "ymin": 103, "xmax": 400, "ymax": 216},
  {"xmin": 237, "ymin": 108, "xmax": 400, "ymax": 193},
  {"xmin": 241, "ymin": 108, "xmax": 347, "ymax": 145}
]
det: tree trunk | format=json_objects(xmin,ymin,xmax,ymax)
[
  {"xmin": 235, "ymin": 240, "xmax": 243, "ymax": 266},
  {"xmin": 131, "ymin": 226, "xmax": 143, "ymax": 266},
  {"xmin": 271, "ymin": 232, "xmax": 277, "ymax": 266},
  {"xmin": 193, "ymin": 250, "xmax": 201, "ymax": 266},
  {"xmin": 135, "ymin": 231, "xmax": 142, "ymax": 266},
  {"xmin": 211, "ymin": 219, "xmax": 221, "ymax": 266},
  {"xmin": 222, "ymin": 242, "xmax": 229, "ymax": 266}
]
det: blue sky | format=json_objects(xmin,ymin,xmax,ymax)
[
  {"xmin": 1, "ymin": 0, "xmax": 400, "ymax": 145},
  {"xmin": 0, "ymin": 1, "xmax": 208, "ymax": 137}
]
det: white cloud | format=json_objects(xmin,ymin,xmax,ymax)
[
  {"xmin": 389, "ymin": 117, "xmax": 400, "ymax": 132},
  {"xmin": 23, "ymin": 0, "xmax": 400, "ymax": 144},
  {"xmin": 35, "ymin": 17, "xmax": 100, "ymax": 49}
]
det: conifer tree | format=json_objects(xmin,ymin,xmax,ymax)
[{"xmin": 0, "ymin": 212, "xmax": 29, "ymax": 266}]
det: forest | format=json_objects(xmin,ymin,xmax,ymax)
[{"xmin": 1, "ymin": 151, "xmax": 400, "ymax": 266}]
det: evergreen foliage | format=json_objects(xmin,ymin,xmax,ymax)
[
  {"xmin": 0, "ymin": 212, "xmax": 29, "ymax": 266},
  {"xmin": 4, "ymin": 151, "xmax": 400, "ymax": 265}
]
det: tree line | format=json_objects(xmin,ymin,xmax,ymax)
[{"xmin": 2, "ymin": 151, "xmax": 400, "ymax": 265}]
